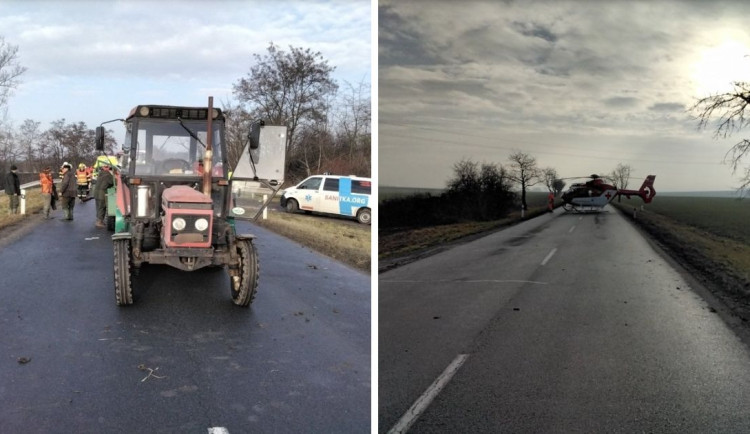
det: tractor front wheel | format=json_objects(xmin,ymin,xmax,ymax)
[
  {"xmin": 230, "ymin": 239, "xmax": 259, "ymax": 307},
  {"xmin": 113, "ymin": 239, "xmax": 134, "ymax": 305}
]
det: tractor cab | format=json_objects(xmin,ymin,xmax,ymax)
[{"xmin": 95, "ymin": 99, "xmax": 287, "ymax": 307}]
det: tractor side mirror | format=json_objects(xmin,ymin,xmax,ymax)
[
  {"xmin": 95, "ymin": 127, "xmax": 105, "ymax": 151},
  {"xmin": 247, "ymin": 120, "xmax": 266, "ymax": 150}
]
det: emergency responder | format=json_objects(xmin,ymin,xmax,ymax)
[
  {"xmin": 4, "ymin": 165, "xmax": 21, "ymax": 214},
  {"xmin": 76, "ymin": 163, "xmax": 91, "ymax": 201},
  {"xmin": 547, "ymin": 191, "xmax": 555, "ymax": 213},
  {"xmin": 94, "ymin": 163, "xmax": 114, "ymax": 228},
  {"xmin": 39, "ymin": 167, "xmax": 54, "ymax": 219},
  {"xmin": 59, "ymin": 163, "xmax": 77, "ymax": 220}
]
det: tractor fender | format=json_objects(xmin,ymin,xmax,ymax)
[
  {"xmin": 235, "ymin": 233, "xmax": 256, "ymax": 241},
  {"xmin": 112, "ymin": 232, "xmax": 132, "ymax": 242}
]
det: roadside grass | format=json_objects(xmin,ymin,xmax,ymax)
[
  {"xmin": 379, "ymin": 204, "xmax": 552, "ymax": 263},
  {"xmin": 612, "ymin": 198, "xmax": 750, "ymax": 298},
  {"xmin": 257, "ymin": 210, "xmax": 371, "ymax": 272},
  {"xmin": 0, "ymin": 187, "xmax": 45, "ymax": 231}
]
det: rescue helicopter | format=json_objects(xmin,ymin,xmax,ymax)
[{"xmin": 560, "ymin": 174, "xmax": 656, "ymax": 212}]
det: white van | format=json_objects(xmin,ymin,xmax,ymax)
[{"xmin": 280, "ymin": 174, "xmax": 371, "ymax": 224}]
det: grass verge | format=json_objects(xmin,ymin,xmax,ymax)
[
  {"xmin": 612, "ymin": 202, "xmax": 750, "ymax": 297},
  {"xmin": 257, "ymin": 210, "xmax": 371, "ymax": 273},
  {"xmin": 0, "ymin": 187, "xmax": 45, "ymax": 231},
  {"xmin": 379, "ymin": 206, "xmax": 551, "ymax": 270}
]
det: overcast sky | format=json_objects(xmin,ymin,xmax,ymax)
[
  {"xmin": 379, "ymin": 0, "xmax": 750, "ymax": 192},
  {"xmin": 0, "ymin": 0, "xmax": 370, "ymax": 141}
]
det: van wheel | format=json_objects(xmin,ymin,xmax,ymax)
[
  {"xmin": 230, "ymin": 239, "xmax": 259, "ymax": 307},
  {"xmin": 356, "ymin": 208, "xmax": 371, "ymax": 225},
  {"xmin": 285, "ymin": 199, "xmax": 299, "ymax": 213},
  {"xmin": 113, "ymin": 239, "xmax": 133, "ymax": 305}
]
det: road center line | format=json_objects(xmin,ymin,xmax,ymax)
[
  {"xmin": 208, "ymin": 428, "xmax": 229, "ymax": 434},
  {"xmin": 568, "ymin": 225, "xmax": 576, "ymax": 233},
  {"xmin": 541, "ymin": 248, "xmax": 557, "ymax": 266},
  {"xmin": 388, "ymin": 354, "xmax": 470, "ymax": 434}
]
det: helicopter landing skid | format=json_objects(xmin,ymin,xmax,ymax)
[{"xmin": 562, "ymin": 203, "xmax": 606, "ymax": 213}]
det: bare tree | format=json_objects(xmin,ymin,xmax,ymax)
[
  {"xmin": 232, "ymin": 43, "xmax": 338, "ymax": 159},
  {"xmin": 0, "ymin": 119, "xmax": 20, "ymax": 172},
  {"xmin": 508, "ymin": 151, "xmax": 541, "ymax": 210},
  {"xmin": 609, "ymin": 163, "xmax": 632, "ymax": 190},
  {"xmin": 542, "ymin": 167, "xmax": 559, "ymax": 193},
  {"xmin": 0, "ymin": 36, "xmax": 27, "ymax": 109},
  {"xmin": 337, "ymin": 78, "xmax": 371, "ymax": 161},
  {"xmin": 44, "ymin": 119, "xmax": 97, "ymax": 168},
  {"xmin": 610, "ymin": 163, "xmax": 632, "ymax": 201},
  {"xmin": 447, "ymin": 158, "xmax": 480, "ymax": 195},
  {"xmin": 691, "ymin": 81, "xmax": 750, "ymax": 191},
  {"xmin": 221, "ymin": 100, "xmax": 253, "ymax": 171},
  {"xmin": 552, "ymin": 179, "xmax": 566, "ymax": 196},
  {"xmin": 17, "ymin": 119, "xmax": 42, "ymax": 170}
]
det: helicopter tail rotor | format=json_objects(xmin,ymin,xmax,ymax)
[{"xmin": 619, "ymin": 175, "xmax": 656, "ymax": 203}]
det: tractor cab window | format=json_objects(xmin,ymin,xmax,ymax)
[{"xmin": 132, "ymin": 119, "xmax": 223, "ymax": 177}]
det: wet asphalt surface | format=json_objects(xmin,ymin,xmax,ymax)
[
  {"xmin": 380, "ymin": 206, "xmax": 750, "ymax": 433},
  {"xmin": 0, "ymin": 202, "xmax": 370, "ymax": 433}
]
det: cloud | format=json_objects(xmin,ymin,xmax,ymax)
[
  {"xmin": 379, "ymin": 1, "xmax": 750, "ymax": 190},
  {"xmin": 649, "ymin": 102, "xmax": 685, "ymax": 112}
]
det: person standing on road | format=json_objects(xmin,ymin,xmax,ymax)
[
  {"xmin": 59, "ymin": 163, "xmax": 77, "ymax": 221},
  {"xmin": 76, "ymin": 163, "xmax": 91, "ymax": 202},
  {"xmin": 39, "ymin": 167, "xmax": 54, "ymax": 219},
  {"xmin": 4, "ymin": 165, "xmax": 21, "ymax": 214},
  {"xmin": 547, "ymin": 191, "xmax": 555, "ymax": 213},
  {"xmin": 94, "ymin": 163, "xmax": 114, "ymax": 228}
]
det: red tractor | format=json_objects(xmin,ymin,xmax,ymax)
[{"xmin": 95, "ymin": 98, "xmax": 287, "ymax": 306}]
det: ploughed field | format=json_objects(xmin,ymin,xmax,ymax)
[{"xmin": 628, "ymin": 196, "xmax": 750, "ymax": 244}]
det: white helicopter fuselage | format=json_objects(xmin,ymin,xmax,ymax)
[{"xmin": 568, "ymin": 188, "xmax": 618, "ymax": 208}]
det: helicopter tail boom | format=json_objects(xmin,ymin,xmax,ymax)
[{"xmin": 618, "ymin": 175, "xmax": 656, "ymax": 203}]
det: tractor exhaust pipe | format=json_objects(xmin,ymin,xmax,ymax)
[{"xmin": 203, "ymin": 96, "xmax": 214, "ymax": 197}]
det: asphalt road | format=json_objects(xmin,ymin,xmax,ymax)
[
  {"xmin": 379, "ymin": 206, "xmax": 750, "ymax": 433},
  {"xmin": 0, "ymin": 202, "xmax": 370, "ymax": 433}
]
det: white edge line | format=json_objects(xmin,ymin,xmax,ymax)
[
  {"xmin": 387, "ymin": 354, "xmax": 470, "ymax": 434},
  {"xmin": 541, "ymin": 248, "xmax": 557, "ymax": 266}
]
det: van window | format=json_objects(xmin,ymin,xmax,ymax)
[
  {"xmin": 352, "ymin": 180, "xmax": 371, "ymax": 195},
  {"xmin": 323, "ymin": 178, "xmax": 339, "ymax": 192},
  {"xmin": 299, "ymin": 177, "xmax": 322, "ymax": 190}
]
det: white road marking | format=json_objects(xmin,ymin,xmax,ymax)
[
  {"xmin": 568, "ymin": 225, "xmax": 576, "ymax": 233},
  {"xmin": 84, "ymin": 237, "xmax": 99, "ymax": 240},
  {"xmin": 380, "ymin": 279, "xmax": 547, "ymax": 285},
  {"xmin": 388, "ymin": 354, "xmax": 470, "ymax": 434},
  {"xmin": 541, "ymin": 248, "xmax": 557, "ymax": 266},
  {"xmin": 208, "ymin": 428, "xmax": 229, "ymax": 434}
]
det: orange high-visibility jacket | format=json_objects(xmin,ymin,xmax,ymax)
[
  {"xmin": 76, "ymin": 169, "xmax": 90, "ymax": 186},
  {"xmin": 40, "ymin": 172, "xmax": 54, "ymax": 194}
]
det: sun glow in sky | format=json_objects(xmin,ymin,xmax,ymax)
[{"xmin": 692, "ymin": 37, "xmax": 750, "ymax": 96}]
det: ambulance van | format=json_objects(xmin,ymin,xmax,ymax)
[{"xmin": 280, "ymin": 174, "xmax": 371, "ymax": 224}]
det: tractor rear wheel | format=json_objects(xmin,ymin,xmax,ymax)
[
  {"xmin": 230, "ymin": 239, "xmax": 259, "ymax": 307},
  {"xmin": 113, "ymin": 239, "xmax": 134, "ymax": 305}
]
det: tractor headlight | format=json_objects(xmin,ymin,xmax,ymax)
[
  {"xmin": 172, "ymin": 217, "xmax": 186, "ymax": 231},
  {"xmin": 194, "ymin": 218, "xmax": 209, "ymax": 231}
]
